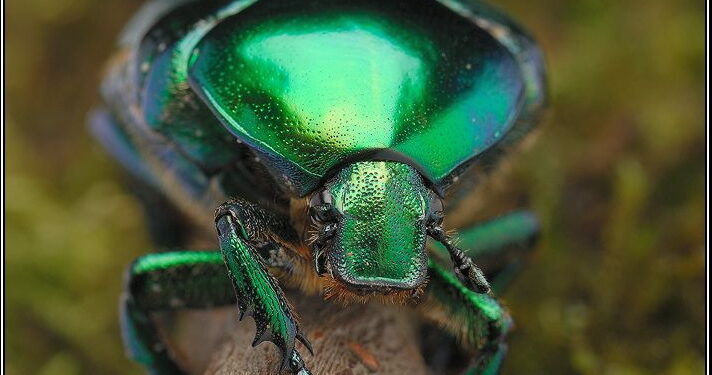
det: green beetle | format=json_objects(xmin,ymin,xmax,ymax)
[{"xmin": 91, "ymin": 0, "xmax": 546, "ymax": 373}]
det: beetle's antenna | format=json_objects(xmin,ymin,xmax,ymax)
[
  {"xmin": 427, "ymin": 225, "xmax": 491, "ymax": 294},
  {"xmin": 310, "ymin": 223, "xmax": 337, "ymax": 276}
]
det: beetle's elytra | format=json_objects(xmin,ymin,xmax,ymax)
[{"xmin": 92, "ymin": 0, "xmax": 546, "ymax": 373}]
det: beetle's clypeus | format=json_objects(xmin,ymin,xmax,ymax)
[{"xmin": 91, "ymin": 0, "xmax": 546, "ymax": 374}]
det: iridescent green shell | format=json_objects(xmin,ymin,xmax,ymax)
[{"xmin": 129, "ymin": 0, "xmax": 545, "ymax": 197}]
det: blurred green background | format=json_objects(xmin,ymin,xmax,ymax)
[{"xmin": 4, "ymin": 0, "xmax": 705, "ymax": 374}]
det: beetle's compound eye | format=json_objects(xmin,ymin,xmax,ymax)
[
  {"xmin": 428, "ymin": 195, "xmax": 445, "ymax": 225},
  {"xmin": 309, "ymin": 189, "xmax": 335, "ymax": 224},
  {"xmin": 310, "ymin": 205, "xmax": 333, "ymax": 224}
]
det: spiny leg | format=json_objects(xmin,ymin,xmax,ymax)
[
  {"xmin": 121, "ymin": 250, "xmax": 312, "ymax": 375},
  {"xmin": 430, "ymin": 210, "xmax": 539, "ymax": 294},
  {"xmin": 215, "ymin": 198, "xmax": 312, "ymax": 373}
]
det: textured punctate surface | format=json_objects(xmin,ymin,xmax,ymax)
[
  {"xmin": 325, "ymin": 161, "xmax": 430, "ymax": 290},
  {"xmin": 189, "ymin": 0, "xmax": 524, "ymax": 194}
]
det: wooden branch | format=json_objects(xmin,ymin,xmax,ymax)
[{"xmin": 163, "ymin": 293, "xmax": 430, "ymax": 375}]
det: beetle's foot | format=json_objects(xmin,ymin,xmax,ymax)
[
  {"xmin": 289, "ymin": 350, "xmax": 313, "ymax": 375},
  {"xmin": 454, "ymin": 256, "xmax": 491, "ymax": 294}
]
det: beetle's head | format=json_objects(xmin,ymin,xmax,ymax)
[{"xmin": 308, "ymin": 160, "xmax": 442, "ymax": 302}]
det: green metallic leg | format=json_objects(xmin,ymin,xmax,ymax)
[
  {"xmin": 464, "ymin": 343, "xmax": 508, "ymax": 375},
  {"xmin": 430, "ymin": 210, "xmax": 539, "ymax": 294},
  {"xmin": 422, "ymin": 211, "xmax": 537, "ymax": 374},
  {"xmin": 121, "ymin": 251, "xmax": 234, "ymax": 375},
  {"xmin": 121, "ymin": 250, "xmax": 312, "ymax": 375},
  {"xmin": 421, "ymin": 261, "xmax": 513, "ymax": 375},
  {"xmin": 215, "ymin": 198, "xmax": 312, "ymax": 373}
]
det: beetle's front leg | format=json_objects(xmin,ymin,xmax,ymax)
[
  {"xmin": 420, "ymin": 210, "xmax": 539, "ymax": 374},
  {"xmin": 215, "ymin": 199, "xmax": 312, "ymax": 374},
  {"xmin": 420, "ymin": 261, "xmax": 512, "ymax": 375}
]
